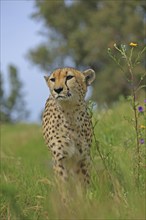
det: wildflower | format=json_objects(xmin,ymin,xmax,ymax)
[
  {"xmin": 139, "ymin": 139, "xmax": 144, "ymax": 144},
  {"xmin": 144, "ymin": 99, "xmax": 146, "ymax": 104},
  {"xmin": 138, "ymin": 106, "xmax": 143, "ymax": 112},
  {"xmin": 140, "ymin": 125, "xmax": 146, "ymax": 129},
  {"xmin": 129, "ymin": 42, "xmax": 138, "ymax": 47}
]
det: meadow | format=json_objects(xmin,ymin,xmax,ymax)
[{"xmin": 1, "ymin": 99, "xmax": 145, "ymax": 220}]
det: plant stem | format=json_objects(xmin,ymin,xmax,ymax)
[
  {"xmin": 127, "ymin": 59, "xmax": 140, "ymax": 187},
  {"xmin": 91, "ymin": 117, "xmax": 114, "ymax": 184},
  {"xmin": 92, "ymin": 124, "xmax": 127, "ymax": 203}
]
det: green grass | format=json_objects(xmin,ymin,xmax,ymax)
[{"xmin": 1, "ymin": 101, "xmax": 145, "ymax": 220}]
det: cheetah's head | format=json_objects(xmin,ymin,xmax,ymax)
[{"xmin": 44, "ymin": 67, "xmax": 95, "ymax": 103}]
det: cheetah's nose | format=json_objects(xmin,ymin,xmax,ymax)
[{"xmin": 54, "ymin": 87, "xmax": 63, "ymax": 94}]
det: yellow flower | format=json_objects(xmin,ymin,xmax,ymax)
[
  {"xmin": 129, "ymin": 42, "xmax": 138, "ymax": 47},
  {"xmin": 140, "ymin": 125, "xmax": 146, "ymax": 129}
]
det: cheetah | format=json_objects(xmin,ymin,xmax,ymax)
[{"xmin": 42, "ymin": 67, "xmax": 95, "ymax": 186}]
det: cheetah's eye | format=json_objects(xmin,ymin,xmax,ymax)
[
  {"xmin": 66, "ymin": 75, "xmax": 74, "ymax": 80},
  {"xmin": 50, "ymin": 78, "xmax": 55, "ymax": 82}
]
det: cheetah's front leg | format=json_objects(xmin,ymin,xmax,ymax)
[
  {"xmin": 53, "ymin": 156, "xmax": 71, "ymax": 204},
  {"xmin": 76, "ymin": 157, "xmax": 91, "ymax": 186},
  {"xmin": 53, "ymin": 156, "xmax": 68, "ymax": 182}
]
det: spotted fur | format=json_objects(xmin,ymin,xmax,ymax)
[{"xmin": 42, "ymin": 67, "xmax": 95, "ymax": 185}]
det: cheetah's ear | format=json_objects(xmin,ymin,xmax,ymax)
[
  {"xmin": 83, "ymin": 69, "xmax": 95, "ymax": 86},
  {"xmin": 44, "ymin": 76, "xmax": 49, "ymax": 83}
]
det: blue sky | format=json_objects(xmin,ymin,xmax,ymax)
[{"xmin": 1, "ymin": 0, "xmax": 49, "ymax": 122}]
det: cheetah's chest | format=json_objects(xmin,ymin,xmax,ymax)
[{"xmin": 42, "ymin": 99, "xmax": 92, "ymax": 158}]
